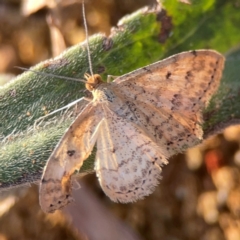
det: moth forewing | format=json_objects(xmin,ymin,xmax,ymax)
[
  {"xmin": 112, "ymin": 50, "xmax": 225, "ymax": 153},
  {"xmin": 39, "ymin": 102, "xmax": 103, "ymax": 213}
]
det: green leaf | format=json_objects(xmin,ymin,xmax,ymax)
[{"xmin": 0, "ymin": 0, "xmax": 240, "ymax": 190}]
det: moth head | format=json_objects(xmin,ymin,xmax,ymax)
[{"xmin": 85, "ymin": 73, "xmax": 103, "ymax": 91}]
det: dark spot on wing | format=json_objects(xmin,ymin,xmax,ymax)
[
  {"xmin": 41, "ymin": 178, "xmax": 47, "ymax": 183},
  {"xmin": 142, "ymin": 67, "xmax": 152, "ymax": 73},
  {"xmin": 166, "ymin": 71, "xmax": 171, "ymax": 79},
  {"xmin": 191, "ymin": 50, "xmax": 197, "ymax": 56},
  {"xmin": 67, "ymin": 150, "xmax": 75, "ymax": 157}
]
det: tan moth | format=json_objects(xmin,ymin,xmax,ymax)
[{"xmin": 39, "ymin": 48, "xmax": 224, "ymax": 213}]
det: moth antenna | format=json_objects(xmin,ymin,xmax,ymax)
[
  {"xmin": 15, "ymin": 66, "xmax": 86, "ymax": 83},
  {"xmin": 82, "ymin": 0, "xmax": 94, "ymax": 77}
]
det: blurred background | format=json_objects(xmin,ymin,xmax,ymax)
[{"xmin": 1, "ymin": 0, "xmax": 240, "ymax": 240}]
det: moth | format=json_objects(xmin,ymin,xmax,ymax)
[{"xmin": 39, "ymin": 50, "xmax": 224, "ymax": 213}]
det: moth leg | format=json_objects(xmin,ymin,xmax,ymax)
[
  {"xmin": 107, "ymin": 75, "xmax": 119, "ymax": 83},
  {"xmin": 34, "ymin": 97, "xmax": 90, "ymax": 128}
]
